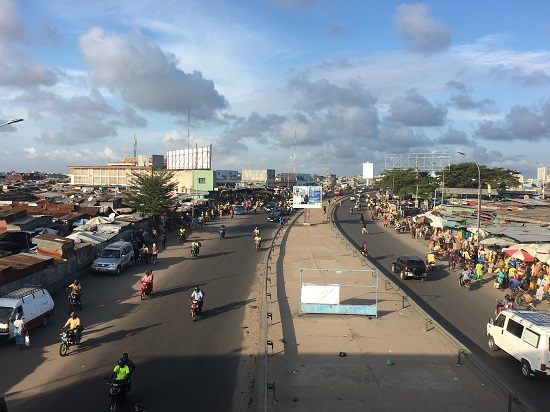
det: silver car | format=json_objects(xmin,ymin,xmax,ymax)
[{"xmin": 91, "ymin": 241, "xmax": 135, "ymax": 275}]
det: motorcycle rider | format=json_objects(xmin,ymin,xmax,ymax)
[
  {"xmin": 426, "ymin": 252, "xmax": 436, "ymax": 268},
  {"xmin": 63, "ymin": 312, "xmax": 82, "ymax": 344},
  {"xmin": 179, "ymin": 227, "xmax": 186, "ymax": 242},
  {"xmin": 220, "ymin": 224, "xmax": 226, "ymax": 237},
  {"xmin": 459, "ymin": 267, "xmax": 472, "ymax": 287},
  {"xmin": 110, "ymin": 358, "xmax": 130, "ymax": 395},
  {"xmin": 140, "ymin": 244, "xmax": 150, "ymax": 264},
  {"xmin": 254, "ymin": 227, "xmax": 260, "ymax": 237},
  {"xmin": 66, "ymin": 279, "xmax": 82, "ymax": 313},
  {"xmin": 191, "ymin": 286, "xmax": 205, "ymax": 313},
  {"xmin": 140, "ymin": 270, "xmax": 154, "ymax": 295},
  {"xmin": 254, "ymin": 234, "xmax": 262, "ymax": 250},
  {"xmin": 191, "ymin": 240, "xmax": 201, "ymax": 256},
  {"xmin": 122, "ymin": 353, "xmax": 135, "ymax": 393}
]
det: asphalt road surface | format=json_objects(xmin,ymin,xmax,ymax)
[
  {"xmin": 336, "ymin": 198, "xmax": 548, "ymax": 412},
  {"xmin": 1, "ymin": 212, "xmax": 276, "ymax": 412}
]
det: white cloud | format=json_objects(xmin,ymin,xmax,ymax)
[{"xmin": 24, "ymin": 146, "xmax": 38, "ymax": 159}]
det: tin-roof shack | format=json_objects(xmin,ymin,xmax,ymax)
[{"xmin": 32, "ymin": 233, "xmax": 75, "ymax": 259}]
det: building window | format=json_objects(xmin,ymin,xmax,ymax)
[{"xmin": 198, "ymin": 178, "xmax": 205, "ymax": 184}]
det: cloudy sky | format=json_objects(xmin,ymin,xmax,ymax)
[{"xmin": 1, "ymin": 0, "xmax": 549, "ymax": 177}]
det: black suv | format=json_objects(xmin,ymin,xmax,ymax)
[{"xmin": 391, "ymin": 256, "xmax": 427, "ymax": 281}]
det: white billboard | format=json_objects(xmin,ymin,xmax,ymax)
[
  {"xmin": 292, "ymin": 186, "xmax": 322, "ymax": 209},
  {"xmin": 167, "ymin": 145, "xmax": 212, "ymax": 170},
  {"xmin": 363, "ymin": 162, "xmax": 374, "ymax": 179}
]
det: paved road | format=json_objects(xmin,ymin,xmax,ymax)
[
  {"xmin": 336, "ymin": 199, "xmax": 548, "ymax": 411},
  {"xmin": 1, "ymin": 213, "xmax": 274, "ymax": 412}
]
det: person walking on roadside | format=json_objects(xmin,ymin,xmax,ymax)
[
  {"xmin": 161, "ymin": 233, "xmax": 167, "ymax": 250},
  {"xmin": 151, "ymin": 243, "xmax": 158, "ymax": 265},
  {"xmin": 13, "ymin": 313, "xmax": 27, "ymax": 349},
  {"xmin": 361, "ymin": 221, "xmax": 368, "ymax": 234},
  {"xmin": 475, "ymin": 259, "xmax": 484, "ymax": 281},
  {"xmin": 361, "ymin": 241, "xmax": 368, "ymax": 257}
]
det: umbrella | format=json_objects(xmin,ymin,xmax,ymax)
[
  {"xmin": 503, "ymin": 248, "xmax": 535, "ymax": 262},
  {"xmin": 415, "ymin": 215, "xmax": 431, "ymax": 225},
  {"xmin": 506, "ymin": 243, "xmax": 538, "ymax": 256},
  {"xmin": 429, "ymin": 215, "xmax": 444, "ymax": 228}
]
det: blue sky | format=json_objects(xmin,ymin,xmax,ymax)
[{"xmin": 1, "ymin": 0, "xmax": 550, "ymax": 178}]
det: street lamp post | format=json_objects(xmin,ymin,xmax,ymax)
[
  {"xmin": 536, "ymin": 162, "xmax": 546, "ymax": 200},
  {"xmin": 457, "ymin": 152, "xmax": 481, "ymax": 250},
  {"xmin": 0, "ymin": 118, "xmax": 23, "ymax": 128}
]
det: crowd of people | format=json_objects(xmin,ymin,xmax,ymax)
[{"xmin": 358, "ymin": 193, "xmax": 550, "ymax": 309}]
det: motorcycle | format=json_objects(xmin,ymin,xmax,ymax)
[
  {"xmin": 69, "ymin": 292, "xmax": 82, "ymax": 311},
  {"xmin": 219, "ymin": 228, "xmax": 226, "ymax": 239},
  {"xmin": 190, "ymin": 299, "xmax": 201, "ymax": 320},
  {"xmin": 459, "ymin": 273, "xmax": 472, "ymax": 291},
  {"xmin": 191, "ymin": 245, "xmax": 199, "ymax": 259},
  {"xmin": 106, "ymin": 378, "xmax": 128, "ymax": 412},
  {"xmin": 255, "ymin": 240, "xmax": 261, "ymax": 252},
  {"xmin": 179, "ymin": 232, "xmax": 186, "ymax": 244},
  {"xmin": 140, "ymin": 281, "xmax": 152, "ymax": 300},
  {"xmin": 427, "ymin": 261, "xmax": 436, "ymax": 272},
  {"xmin": 59, "ymin": 326, "xmax": 83, "ymax": 356}
]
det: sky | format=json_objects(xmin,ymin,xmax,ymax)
[{"xmin": 1, "ymin": 0, "xmax": 550, "ymax": 178}]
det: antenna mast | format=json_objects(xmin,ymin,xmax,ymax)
[
  {"xmin": 187, "ymin": 108, "xmax": 190, "ymax": 152},
  {"xmin": 133, "ymin": 134, "xmax": 137, "ymax": 166},
  {"xmin": 293, "ymin": 131, "xmax": 297, "ymax": 173}
]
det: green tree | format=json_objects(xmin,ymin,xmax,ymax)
[
  {"xmin": 442, "ymin": 163, "xmax": 520, "ymax": 190},
  {"xmin": 377, "ymin": 169, "xmax": 438, "ymax": 200},
  {"xmin": 124, "ymin": 169, "xmax": 178, "ymax": 220}
]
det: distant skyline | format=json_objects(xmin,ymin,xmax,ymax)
[{"xmin": 1, "ymin": 0, "xmax": 550, "ymax": 178}]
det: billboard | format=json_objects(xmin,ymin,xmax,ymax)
[
  {"xmin": 292, "ymin": 186, "xmax": 322, "ymax": 209},
  {"xmin": 363, "ymin": 162, "xmax": 374, "ymax": 179},
  {"xmin": 167, "ymin": 145, "xmax": 212, "ymax": 170}
]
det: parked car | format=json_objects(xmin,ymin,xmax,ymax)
[
  {"xmin": 391, "ymin": 256, "xmax": 427, "ymax": 281},
  {"xmin": 233, "ymin": 205, "xmax": 245, "ymax": 215},
  {"xmin": 91, "ymin": 241, "xmax": 135, "ymax": 275},
  {"xmin": 0, "ymin": 286, "xmax": 55, "ymax": 342}
]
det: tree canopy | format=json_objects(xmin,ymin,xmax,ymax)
[
  {"xmin": 376, "ymin": 162, "xmax": 521, "ymax": 200},
  {"xmin": 124, "ymin": 169, "xmax": 178, "ymax": 218}
]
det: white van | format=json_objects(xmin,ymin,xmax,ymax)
[
  {"xmin": 486, "ymin": 310, "xmax": 550, "ymax": 377},
  {"xmin": 0, "ymin": 286, "xmax": 55, "ymax": 341}
]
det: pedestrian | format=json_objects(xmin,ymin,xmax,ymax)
[
  {"xmin": 361, "ymin": 222, "xmax": 368, "ymax": 234},
  {"xmin": 161, "ymin": 233, "xmax": 167, "ymax": 250},
  {"xmin": 13, "ymin": 313, "xmax": 27, "ymax": 349},
  {"xmin": 361, "ymin": 240, "xmax": 367, "ymax": 256},
  {"xmin": 151, "ymin": 243, "xmax": 158, "ymax": 264},
  {"xmin": 122, "ymin": 352, "xmax": 136, "ymax": 393},
  {"xmin": 475, "ymin": 259, "xmax": 484, "ymax": 281}
]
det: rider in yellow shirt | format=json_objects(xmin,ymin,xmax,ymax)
[
  {"xmin": 427, "ymin": 252, "xmax": 436, "ymax": 264},
  {"xmin": 63, "ymin": 312, "xmax": 82, "ymax": 343}
]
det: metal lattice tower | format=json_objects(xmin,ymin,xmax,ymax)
[{"xmin": 385, "ymin": 153, "xmax": 451, "ymax": 172}]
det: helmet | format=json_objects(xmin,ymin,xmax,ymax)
[
  {"xmin": 71, "ymin": 312, "xmax": 77, "ymax": 318},
  {"xmin": 118, "ymin": 358, "xmax": 125, "ymax": 366},
  {"xmin": 134, "ymin": 404, "xmax": 144, "ymax": 412},
  {"xmin": 74, "ymin": 279, "xmax": 79, "ymax": 284}
]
